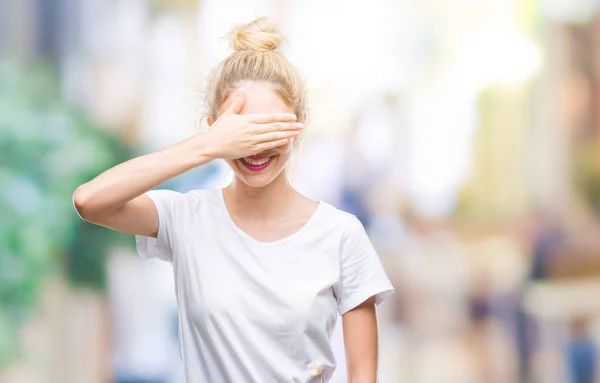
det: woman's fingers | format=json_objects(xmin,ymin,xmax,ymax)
[
  {"xmin": 248, "ymin": 113, "xmax": 297, "ymax": 124},
  {"xmin": 246, "ymin": 122, "xmax": 302, "ymax": 153},
  {"xmin": 255, "ymin": 130, "xmax": 300, "ymax": 144},
  {"xmin": 252, "ymin": 122, "xmax": 304, "ymax": 134},
  {"xmin": 253, "ymin": 138, "xmax": 290, "ymax": 153}
]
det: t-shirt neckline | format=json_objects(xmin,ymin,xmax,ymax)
[{"xmin": 216, "ymin": 189, "xmax": 323, "ymax": 247}]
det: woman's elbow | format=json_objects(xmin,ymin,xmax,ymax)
[{"xmin": 72, "ymin": 185, "xmax": 100, "ymax": 222}]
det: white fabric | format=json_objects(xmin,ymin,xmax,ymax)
[{"xmin": 136, "ymin": 188, "xmax": 394, "ymax": 383}]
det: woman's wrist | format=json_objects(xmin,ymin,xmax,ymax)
[{"xmin": 179, "ymin": 133, "xmax": 217, "ymax": 167}]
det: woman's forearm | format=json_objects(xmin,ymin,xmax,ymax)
[
  {"xmin": 73, "ymin": 134, "xmax": 213, "ymax": 219},
  {"xmin": 343, "ymin": 297, "xmax": 379, "ymax": 383},
  {"xmin": 348, "ymin": 370, "xmax": 377, "ymax": 383}
]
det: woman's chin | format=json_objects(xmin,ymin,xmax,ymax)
[
  {"xmin": 235, "ymin": 171, "xmax": 282, "ymax": 188},
  {"xmin": 228, "ymin": 156, "xmax": 288, "ymax": 188}
]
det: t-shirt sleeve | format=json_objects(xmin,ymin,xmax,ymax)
[
  {"xmin": 135, "ymin": 189, "xmax": 180, "ymax": 263},
  {"xmin": 335, "ymin": 216, "xmax": 394, "ymax": 315}
]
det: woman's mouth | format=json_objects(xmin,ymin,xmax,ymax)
[{"xmin": 239, "ymin": 156, "xmax": 274, "ymax": 172}]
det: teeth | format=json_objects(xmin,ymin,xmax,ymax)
[{"xmin": 242, "ymin": 157, "xmax": 270, "ymax": 166}]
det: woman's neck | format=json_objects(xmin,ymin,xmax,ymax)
[{"xmin": 224, "ymin": 173, "xmax": 296, "ymax": 220}]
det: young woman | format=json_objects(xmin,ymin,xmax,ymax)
[{"xmin": 73, "ymin": 17, "xmax": 393, "ymax": 383}]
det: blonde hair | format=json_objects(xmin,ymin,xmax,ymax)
[{"xmin": 205, "ymin": 17, "xmax": 307, "ymax": 121}]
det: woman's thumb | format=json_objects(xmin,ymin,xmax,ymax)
[{"xmin": 223, "ymin": 91, "xmax": 245, "ymax": 115}]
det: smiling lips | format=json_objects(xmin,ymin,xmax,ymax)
[{"xmin": 240, "ymin": 155, "xmax": 274, "ymax": 172}]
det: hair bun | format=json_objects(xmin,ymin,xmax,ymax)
[{"xmin": 229, "ymin": 17, "xmax": 282, "ymax": 52}]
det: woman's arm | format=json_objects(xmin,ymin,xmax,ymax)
[
  {"xmin": 342, "ymin": 297, "xmax": 378, "ymax": 383},
  {"xmin": 73, "ymin": 92, "xmax": 302, "ymax": 237},
  {"xmin": 73, "ymin": 136, "xmax": 213, "ymax": 236}
]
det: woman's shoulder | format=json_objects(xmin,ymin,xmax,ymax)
[
  {"xmin": 182, "ymin": 188, "xmax": 223, "ymax": 209},
  {"xmin": 186, "ymin": 187, "xmax": 220, "ymax": 199},
  {"xmin": 148, "ymin": 187, "xmax": 217, "ymax": 198},
  {"xmin": 314, "ymin": 200, "xmax": 361, "ymax": 232},
  {"xmin": 147, "ymin": 187, "xmax": 220, "ymax": 211}
]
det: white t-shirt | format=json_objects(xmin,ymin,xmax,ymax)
[{"xmin": 135, "ymin": 188, "xmax": 394, "ymax": 383}]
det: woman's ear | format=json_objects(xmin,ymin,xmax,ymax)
[
  {"xmin": 207, "ymin": 116, "xmax": 214, "ymax": 127},
  {"xmin": 299, "ymin": 112, "xmax": 307, "ymax": 124}
]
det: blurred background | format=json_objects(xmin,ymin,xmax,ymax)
[{"xmin": 2, "ymin": 0, "xmax": 600, "ymax": 382}]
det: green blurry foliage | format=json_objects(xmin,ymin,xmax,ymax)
[{"xmin": 0, "ymin": 60, "xmax": 133, "ymax": 367}]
